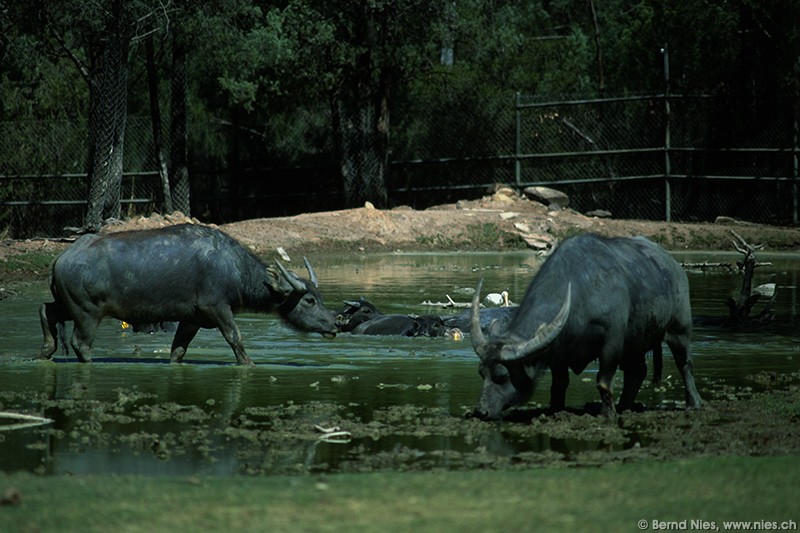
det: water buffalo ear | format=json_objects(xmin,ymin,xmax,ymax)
[
  {"xmin": 266, "ymin": 264, "xmax": 305, "ymax": 295},
  {"xmin": 265, "ymin": 266, "xmax": 284, "ymax": 293}
]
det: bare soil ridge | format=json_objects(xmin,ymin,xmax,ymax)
[{"xmin": 2, "ymin": 192, "xmax": 798, "ymax": 269}]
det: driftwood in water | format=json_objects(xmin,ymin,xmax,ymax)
[
  {"xmin": 681, "ymin": 260, "xmax": 739, "ymax": 272},
  {"xmin": 724, "ymin": 231, "xmax": 776, "ymax": 325}
]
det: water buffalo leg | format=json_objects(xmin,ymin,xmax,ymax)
[
  {"xmin": 39, "ymin": 303, "xmax": 59, "ymax": 359},
  {"xmin": 596, "ymin": 357, "xmax": 619, "ymax": 420},
  {"xmin": 666, "ymin": 334, "xmax": 702, "ymax": 409},
  {"xmin": 170, "ymin": 322, "xmax": 200, "ymax": 363},
  {"xmin": 549, "ymin": 363, "xmax": 569, "ymax": 411},
  {"xmin": 202, "ymin": 304, "xmax": 253, "ymax": 366},
  {"xmin": 617, "ymin": 355, "xmax": 646, "ymax": 412},
  {"xmin": 651, "ymin": 342, "xmax": 663, "ymax": 385},
  {"xmin": 216, "ymin": 311, "xmax": 253, "ymax": 366},
  {"xmin": 70, "ymin": 313, "xmax": 97, "ymax": 363}
]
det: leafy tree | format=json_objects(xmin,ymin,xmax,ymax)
[
  {"xmin": 5, "ymin": 0, "xmax": 172, "ymax": 230},
  {"xmin": 186, "ymin": 1, "xmax": 442, "ymax": 208},
  {"xmin": 3, "ymin": 0, "xmax": 798, "ymax": 228}
]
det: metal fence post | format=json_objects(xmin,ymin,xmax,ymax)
[
  {"xmin": 794, "ymin": 99, "xmax": 798, "ymax": 224},
  {"xmin": 515, "ymin": 91, "xmax": 522, "ymax": 189},
  {"xmin": 662, "ymin": 45, "xmax": 672, "ymax": 222}
]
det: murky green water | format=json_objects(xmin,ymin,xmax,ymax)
[{"xmin": 1, "ymin": 251, "xmax": 798, "ymax": 476}]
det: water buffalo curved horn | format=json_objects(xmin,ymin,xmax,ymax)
[
  {"xmin": 275, "ymin": 259, "xmax": 307, "ymax": 292},
  {"xmin": 303, "ymin": 257, "xmax": 319, "ymax": 287},
  {"xmin": 470, "ymin": 277, "xmax": 489, "ymax": 358},
  {"xmin": 500, "ymin": 282, "xmax": 571, "ymax": 362}
]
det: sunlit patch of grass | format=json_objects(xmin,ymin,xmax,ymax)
[{"xmin": 1, "ymin": 456, "xmax": 798, "ymax": 532}]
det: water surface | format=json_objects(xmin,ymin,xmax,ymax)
[{"xmin": 1, "ymin": 251, "xmax": 798, "ymax": 475}]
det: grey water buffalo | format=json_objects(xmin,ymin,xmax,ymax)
[
  {"xmin": 470, "ymin": 233, "xmax": 702, "ymax": 420},
  {"xmin": 335, "ymin": 298, "xmax": 383, "ymax": 332},
  {"xmin": 335, "ymin": 298, "xmax": 459, "ymax": 337},
  {"xmin": 39, "ymin": 224, "xmax": 337, "ymax": 365},
  {"xmin": 351, "ymin": 314, "xmax": 451, "ymax": 337},
  {"xmin": 444, "ymin": 306, "xmax": 517, "ymax": 335}
]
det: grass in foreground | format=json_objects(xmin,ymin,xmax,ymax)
[{"xmin": 1, "ymin": 456, "xmax": 798, "ymax": 532}]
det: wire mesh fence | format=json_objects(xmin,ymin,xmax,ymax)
[
  {"xmin": 0, "ymin": 117, "xmax": 163, "ymax": 238},
  {"xmin": 1, "ymin": 92, "xmax": 797, "ymax": 239},
  {"xmin": 391, "ymin": 90, "xmax": 799, "ymax": 224}
]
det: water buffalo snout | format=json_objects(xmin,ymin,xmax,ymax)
[{"xmin": 468, "ymin": 408, "xmax": 493, "ymax": 421}]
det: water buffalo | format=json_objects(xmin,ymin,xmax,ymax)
[
  {"xmin": 39, "ymin": 224, "xmax": 338, "ymax": 365},
  {"xmin": 351, "ymin": 314, "xmax": 452, "ymax": 337},
  {"xmin": 470, "ymin": 233, "xmax": 702, "ymax": 420},
  {"xmin": 444, "ymin": 306, "xmax": 517, "ymax": 335},
  {"xmin": 336, "ymin": 298, "xmax": 460, "ymax": 338},
  {"xmin": 335, "ymin": 298, "xmax": 382, "ymax": 332}
]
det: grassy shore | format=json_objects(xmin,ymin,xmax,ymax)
[{"xmin": 2, "ymin": 456, "xmax": 798, "ymax": 532}]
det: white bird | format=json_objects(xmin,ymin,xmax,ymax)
[{"xmin": 484, "ymin": 290, "xmax": 510, "ymax": 307}]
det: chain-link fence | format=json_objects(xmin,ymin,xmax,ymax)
[
  {"xmin": 1, "ymin": 92, "xmax": 797, "ymax": 238},
  {"xmin": 391, "ymin": 91, "xmax": 799, "ymax": 224},
  {"xmin": 0, "ymin": 117, "xmax": 163, "ymax": 238}
]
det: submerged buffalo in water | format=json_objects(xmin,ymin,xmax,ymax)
[
  {"xmin": 39, "ymin": 224, "xmax": 337, "ymax": 365},
  {"xmin": 470, "ymin": 233, "xmax": 702, "ymax": 420},
  {"xmin": 335, "ymin": 298, "xmax": 460, "ymax": 338}
]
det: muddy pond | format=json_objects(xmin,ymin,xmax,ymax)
[{"xmin": 1, "ymin": 251, "xmax": 799, "ymax": 476}]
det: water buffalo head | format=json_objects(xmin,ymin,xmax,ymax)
[
  {"xmin": 335, "ymin": 298, "xmax": 383, "ymax": 332},
  {"xmin": 469, "ymin": 277, "xmax": 571, "ymax": 420},
  {"xmin": 269, "ymin": 257, "xmax": 337, "ymax": 338}
]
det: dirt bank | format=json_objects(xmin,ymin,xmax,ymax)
[{"xmin": 2, "ymin": 192, "xmax": 798, "ymax": 281}]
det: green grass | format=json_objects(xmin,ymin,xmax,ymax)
[
  {"xmin": 2, "ymin": 456, "xmax": 798, "ymax": 532},
  {"xmin": 0, "ymin": 251, "xmax": 56, "ymax": 279}
]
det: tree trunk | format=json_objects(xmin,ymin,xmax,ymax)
[
  {"xmin": 587, "ymin": 0, "xmax": 605, "ymax": 94},
  {"xmin": 146, "ymin": 34, "xmax": 173, "ymax": 213},
  {"xmin": 333, "ymin": 6, "xmax": 389, "ymax": 208},
  {"xmin": 170, "ymin": 24, "xmax": 190, "ymax": 215},
  {"xmin": 84, "ymin": 6, "xmax": 130, "ymax": 230}
]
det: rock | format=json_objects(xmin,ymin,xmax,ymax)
[
  {"xmin": 0, "ymin": 487, "xmax": 21, "ymax": 506},
  {"xmin": 714, "ymin": 216, "xmax": 755, "ymax": 226},
  {"xmin": 523, "ymin": 186, "xmax": 569, "ymax": 209},
  {"xmin": 487, "ymin": 183, "xmax": 515, "ymax": 195},
  {"xmin": 364, "ymin": 201, "xmax": 376, "ymax": 210},
  {"xmin": 586, "ymin": 209, "xmax": 612, "ymax": 218},
  {"xmin": 513, "ymin": 222, "xmax": 531, "ymax": 233},
  {"xmin": 521, "ymin": 234, "xmax": 552, "ymax": 250},
  {"xmin": 511, "ymin": 222, "xmax": 554, "ymax": 250}
]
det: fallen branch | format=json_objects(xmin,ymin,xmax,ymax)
[
  {"xmin": 420, "ymin": 295, "xmax": 474, "ymax": 309},
  {"xmin": 681, "ymin": 260, "xmax": 772, "ymax": 272}
]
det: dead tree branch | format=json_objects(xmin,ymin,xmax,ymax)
[{"xmin": 724, "ymin": 230, "xmax": 775, "ymax": 325}]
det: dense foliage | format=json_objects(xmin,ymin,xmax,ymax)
[{"xmin": 1, "ymin": 1, "xmax": 798, "ymax": 224}]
